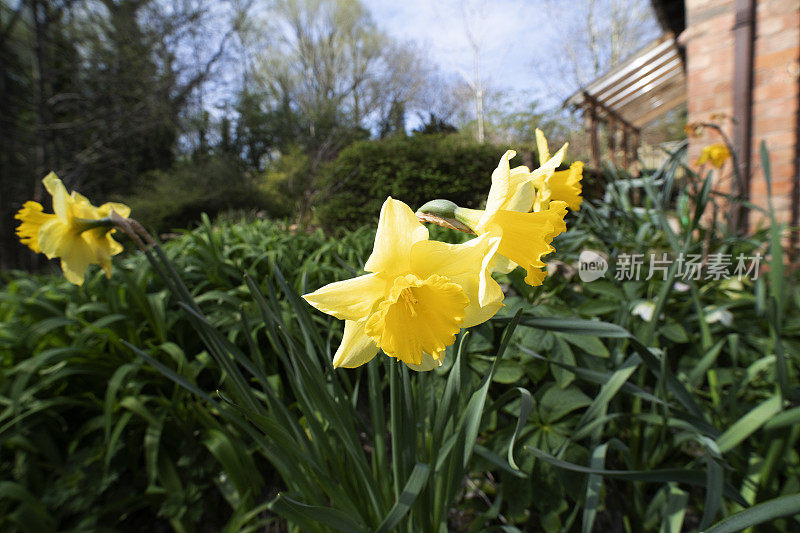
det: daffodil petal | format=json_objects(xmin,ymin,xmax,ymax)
[
  {"xmin": 42, "ymin": 172, "xmax": 71, "ymax": 221},
  {"xmin": 38, "ymin": 220, "xmax": 94, "ymax": 285},
  {"xmin": 302, "ymin": 273, "xmax": 387, "ymax": 321},
  {"xmin": 15, "ymin": 201, "xmax": 56, "ymax": 253},
  {"xmin": 503, "ymin": 171, "xmax": 537, "ymax": 213},
  {"xmin": 535, "ymin": 128, "xmax": 549, "ymax": 165},
  {"xmin": 478, "ymin": 150, "xmax": 516, "ymax": 230},
  {"xmin": 98, "ymin": 202, "xmax": 131, "ymax": 218},
  {"xmin": 364, "ymin": 197, "xmax": 428, "ymax": 275},
  {"xmin": 409, "ymin": 234, "xmax": 504, "ymax": 327},
  {"xmin": 405, "ymin": 351, "xmax": 444, "ymax": 372},
  {"xmin": 37, "ymin": 219, "xmax": 73, "ymax": 260},
  {"xmin": 82, "ymin": 228, "xmax": 121, "ymax": 277},
  {"xmin": 477, "ymin": 236, "xmax": 504, "ymax": 310},
  {"xmin": 549, "ymin": 161, "xmax": 583, "ymax": 211},
  {"xmin": 524, "ymin": 267, "xmax": 548, "ymax": 286},
  {"xmin": 531, "ymin": 142, "xmax": 568, "ymax": 190},
  {"xmin": 60, "ymin": 241, "xmax": 95, "ymax": 285},
  {"xmin": 490, "ymin": 254, "xmax": 518, "ymax": 275},
  {"xmin": 333, "ymin": 319, "xmax": 379, "ymax": 368},
  {"xmin": 489, "ymin": 201, "xmax": 568, "ymax": 286}
]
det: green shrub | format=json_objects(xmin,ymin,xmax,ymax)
[
  {"xmin": 125, "ymin": 153, "xmax": 292, "ymax": 233},
  {"xmin": 315, "ymin": 134, "xmax": 504, "ymax": 229}
]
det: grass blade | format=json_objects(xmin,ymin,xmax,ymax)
[
  {"xmin": 704, "ymin": 493, "xmax": 800, "ymax": 533},
  {"xmin": 375, "ymin": 463, "xmax": 430, "ymax": 533}
]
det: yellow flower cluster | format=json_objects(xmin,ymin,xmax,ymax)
[
  {"xmin": 695, "ymin": 143, "xmax": 731, "ymax": 169},
  {"xmin": 15, "ymin": 173, "xmax": 130, "ymax": 285},
  {"xmin": 304, "ymin": 130, "xmax": 583, "ymax": 370}
]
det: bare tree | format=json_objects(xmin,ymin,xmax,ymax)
[
  {"xmin": 246, "ymin": 0, "xmax": 414, "ymax": 129},
  {"xmin": 534, "ymin": 0, "xmax": 659, "ymax": 101},
  {"xmin": 455, "ymin": 0, "xmax": 490, "ymax": 143}
]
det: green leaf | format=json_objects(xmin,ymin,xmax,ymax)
[
  {"xmin": 582, "ymin": 443, "xmax": 608, "ymax": 533},
  {"xmin": 660, "ymin": 322, "xmax": 689, "ymax": 343},
  {"xmin": 375, "ymin": 463, "xmax": 430, "ymax": 533},
  {"xmin": 699, "ymin": 457, "xmax": 724, "ymax": 530},
  {"xmin": 269, "ymin": 493, "xmax": 370, "ymax": 533},
  {"xmin": 493, "ymin": 360, "xmax": 526, "ymax": 384},
  {"xmin": 514, "ymin": 316, "xmax": 631, "ymax": 338},
  {"xmin": 203, "ymin": 428, "xmax": 265, "ymax": 506},
  {"xmin": 577, "ymin": 356, "xmax": 638, "ymax": 433},
  {"xmin": 551, "ymin": 337, "xmax": 576, "ymax": 388},
  {"xmin": 463, "ymin": 310, "xmax": 522, "ymax": 468},
  {"xmin": 704, "ymin": 493, "xmax": 800, "ymax": 533},
  {"xmin": 716, "ymin": 395, "xmax": 783, "ymax": 453},
  {"xmin": 507, "ymin": 388, "xmax": 532, "ymax": 470},
  {"xmin": 763, "ymin": 406, "xmax": 800, "ymax": 431},
  {"xmin": 524, "ymin": 445, "xmax": 747, "ymax": 505},
  {"xmin": 560, "ymin": 333, "xmax": 610, "ymax": 357},
  {"xmin": 660, "ymin": 485, "xmax": 688, "ymax": 533},
  {"xmin": 539, "ymin": 385, "xmax": 592, "ymax": 424}
]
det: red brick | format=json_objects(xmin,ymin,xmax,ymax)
[
  {"xmin": 754, "ymin": 117, "xmax": 798, "ymax": 136},
  {"xmin": 754, "ymin": 48, "xmax": 800, "ymax": 70},
  {"xmin": 752, "ymin": 82, "xmax": 798, "ymax": 102}
]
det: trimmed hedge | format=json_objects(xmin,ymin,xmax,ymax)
[{"xmin": 315, "ymin": 134, "xmax": 505, "ymax": 229}]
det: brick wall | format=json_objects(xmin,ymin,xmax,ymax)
[{"xmin": 681, "ymin": 0, "xmax": 799, "ymax": 235}]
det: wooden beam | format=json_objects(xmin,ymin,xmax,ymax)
[
  {"xmin": 582, "ymin": 91, "xmax": 638, "ymax": 134},
  {"xmin": 623, "ymin": 127, "xmax": 630, "ymax": 169},
  {"xmin": 589, "ymin": 103, "xmax": 600, "ymax": 169},
  {"xmin": 598, "ymin": 51, "xmax": 682, "ymax": 106},
  {"xmin": 608, "ymin": 116, "xmax": 617, "ymax": 166},
  {"xmin": 630, "ymin": 93, "xmax": 687, "ymax": 128}
]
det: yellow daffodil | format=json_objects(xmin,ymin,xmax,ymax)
[
  {"xmin": 15, "ymin": 172, "xmax": 130, "ymax": 285},
  {"xmin": 303, "ymin": 197, "xmax": 504, "ymax": 371},
  {"xmin": 695, "ymin": 143, "xmax": 731, "ymax": 168},
  {"xmin": 452, "ymin": 150, "xmax": 569, "ymax": 287}
]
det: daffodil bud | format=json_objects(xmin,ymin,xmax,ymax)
[
  {"xmin": 416, "ymin": 199, "xmax": 474, "ymax": 234},
  {"xmin": 417, "ymin": 199, "xmax": 458, "ymax": 219}
]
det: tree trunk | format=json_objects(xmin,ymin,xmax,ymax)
[{"xmin": 33, "ymin": 0, "xmax": 52, "ymax": 203}]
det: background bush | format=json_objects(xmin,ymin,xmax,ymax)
[
  {"xmin": 315, "ymin": 134, "xmax": 504, "ymax": 229},
  {"xmin": 125, "ymin": 154, "xmax": 293, "ymax": 233}
]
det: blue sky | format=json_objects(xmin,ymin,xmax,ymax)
[
  {"xmin": 362, "ymin": 0, "xmax": 556, "ymax": 106},
  {"xmin": 362, "ymin": 0, "xmax": 661, "ymax": 113}
]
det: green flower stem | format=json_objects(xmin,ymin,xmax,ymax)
[{"xmin": 74, "ymin": 217, "xmax": 115, "ymax": 233}]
